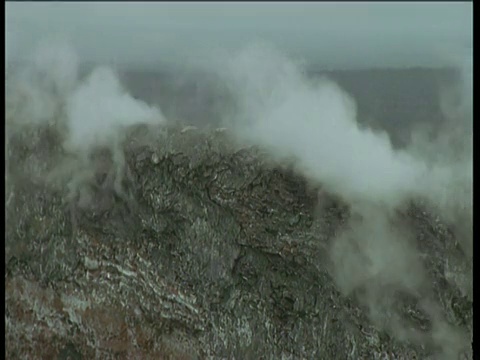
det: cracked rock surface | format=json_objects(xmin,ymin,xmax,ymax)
[{"xmin": 6, "ymin": 124, "xmax": 472, "ymax": 359}]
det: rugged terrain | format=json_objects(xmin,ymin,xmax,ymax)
[{"xmin": 5, "ymin": 118, "xmax": 472, "ymax": 359}]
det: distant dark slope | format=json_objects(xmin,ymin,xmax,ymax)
[
  {"xmin": 324, "ymin": 67, "xmax": 456, "ymax": 148},
  {"xmin": 120, "ymin": 68, "xmax": 232, "ymax": 129},
  {"xmin": 118, "ymin": 67, "xmax": 456, "ymax": 148}
]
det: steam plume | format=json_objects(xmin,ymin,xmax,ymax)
[{"xmin": 210, "ymin": 43, "xmax": 472, "ymax": 357}]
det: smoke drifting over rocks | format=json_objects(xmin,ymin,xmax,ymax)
[
  {"xmin": 6, "ymin": 39, "xmax": 472, "ymax": 359},
  {"xmin": 6, "ymin": 40, "xmax": 166, "ymax": 203},
  {"xmin": 205, "ymin": 43, "xmax": 472, "ymax": 357}
]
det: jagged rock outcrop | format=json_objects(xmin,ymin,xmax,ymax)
[{"xmin": 5, "ymin": 124, "xmax": 472, "ymax": 359}]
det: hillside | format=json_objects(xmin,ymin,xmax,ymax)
[{"xmin": 5, "ymin": 119, "xmax": 472, "ymax": 359}]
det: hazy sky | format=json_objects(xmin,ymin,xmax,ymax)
[{"xmin": 6, "ymin": 2, "xmax": 472, "ymax": 69}]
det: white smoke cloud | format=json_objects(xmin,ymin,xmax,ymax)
[
  {"xmin": 65, "ymin": 66, "xmax": 164, "ymax": 153},
  {"xmin": 209, "ymin": 43, "xmax": 472, "ymax": 357},
  {"xmin": 6, "ymin": 39, "xmax": 166, "ymax": 203},
  {"xmin": 217, "ymin": 44, "xmax": 432, "ymax": 205}
]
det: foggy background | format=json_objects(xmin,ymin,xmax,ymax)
[{"xmin": 6, "ymin": 2, "xmax": 472, "ymax": 69}]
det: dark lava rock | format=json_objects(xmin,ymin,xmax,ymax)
[{"xmin": 5, "ymin": 123, "xmax": 472, "ymax": 359}]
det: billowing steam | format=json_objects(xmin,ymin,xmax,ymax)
[
  {"xmin": 6, "ymin": 40, "xmax": 166, "ymax": 203},
  {"xmin": 209, "ymin": 43, "xmax": 472, "ymax": 358},
  {"xmin": 216, "ymin": 44, "xmax": 433, "ymax": 205},
  {"xmin": 66, "ymin": 66, "xmax": 163, "ymax": 153}
]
